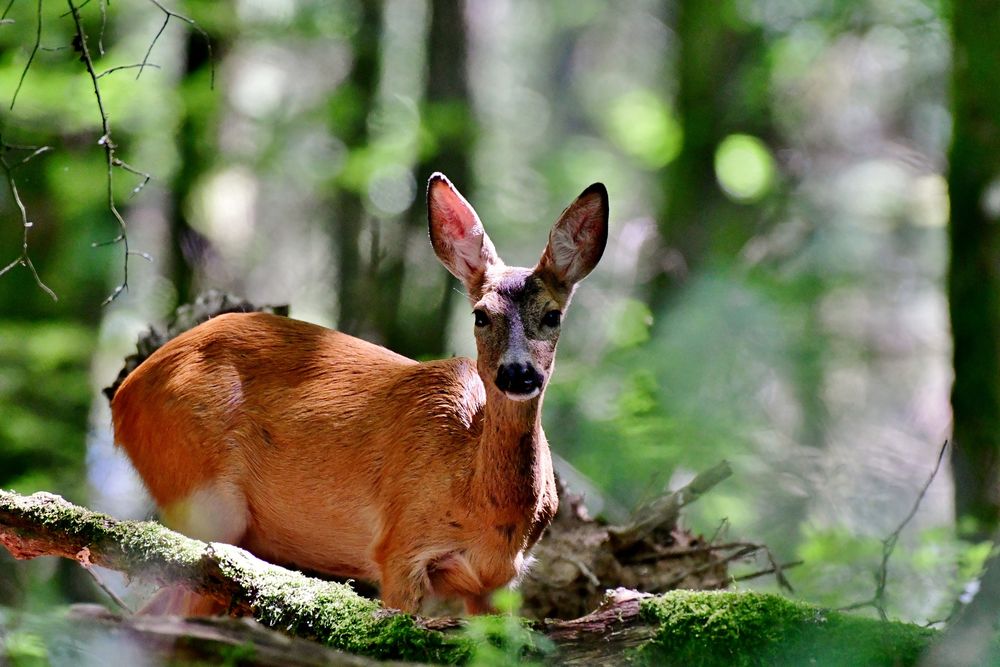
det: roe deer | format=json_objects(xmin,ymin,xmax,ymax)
[{"xmin": 110, "ymin": 173, "xmax": 608, "ymax": 615}]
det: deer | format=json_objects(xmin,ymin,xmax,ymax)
[{"xmin": 109, "ymin": 173, "xmax": 608, "ymax": 615}]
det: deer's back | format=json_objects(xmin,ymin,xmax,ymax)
[{"xmin": 111, "ymin": 312, "xmax": 487, "ymax": 575}]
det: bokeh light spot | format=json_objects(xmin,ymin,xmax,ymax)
[{"xmin": 714, "ymin": 134, "xmax": 776, "ymax": 203}]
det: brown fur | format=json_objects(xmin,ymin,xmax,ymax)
[{"xmin": 111, "ymin": 174, "xmax": 608, "ymax": 615}]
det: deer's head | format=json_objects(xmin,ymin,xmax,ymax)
[{"xmin": 428, "ymin": 173, "xmax": 608, "ymax": 401}]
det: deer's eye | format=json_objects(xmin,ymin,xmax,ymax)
[
  {"xmin": 541, "ymin": 310, "xmax": 562, "ymax": 328},
  {"xmin": 474, "ymin": 309, "xmax": 490, "ymax": 328}
]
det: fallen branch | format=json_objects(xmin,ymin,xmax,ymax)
[
  {"xmin": 0, "ymin": 489, "xmax": 946, "ymax": 665},
  {"xmin": 0, "ymin": 489, "xmax": 466, "ymax": 664}
]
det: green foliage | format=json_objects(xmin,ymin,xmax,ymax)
[
  {"xmin": 0, "ymin": 322, "xmax": 92, "ymax": 502},
  {"xmin": 1, "ymin": 629, "xmax": 48, "ymax": 667},
  {"xmin": 461, "ymin": 591, "xmax": 553, "ymax": 666},
  {"xmin": 548, "ymin": 269, "xmax": 801, "ymax": 517},
  {"xmin": 636, "ymin": 590, "xmax": 937, "ymax": 666}
]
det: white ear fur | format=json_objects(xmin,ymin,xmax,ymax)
[
  {"xmin": 427, "ymin": 173, "xmax": 499, "ymax": 290},
  {"xmin": 539, "ymin": 183, "xmax": 608, "ymax": 286}
]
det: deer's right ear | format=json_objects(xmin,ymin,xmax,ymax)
[{"xmin": 427, "ymin": 173, "xmax": 499, "ymax": 292}]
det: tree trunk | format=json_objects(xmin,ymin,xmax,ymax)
[
  {"xmin": 381, "ymin": 0, "xmax": 474, "ymax": 359},
  {"xmin": 332, "ymin": 2, "xmax": 382, "ymax": 338},
  {"xmin": 948, "ymin": 0, "xmax": 1000, "ymax": 538},
  {"xmin": 647, "ymin": 0, "xmax": 768, "ymax": 311},
  {"xmin": 168, "ymin": 27, "xmax": 224, "ymax": 305}
]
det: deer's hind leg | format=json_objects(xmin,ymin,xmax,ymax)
[{"xmin": 141, "ymin": 479, "xmax": 249, "ymax": 616}]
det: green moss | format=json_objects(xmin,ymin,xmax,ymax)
[
  {"xmin": 195, "ymin": 543, "xmax": 472, "ymax": 664},
  {"xmin": 636, "ymin": 591, "xmax": 937, "ymax": 667}
]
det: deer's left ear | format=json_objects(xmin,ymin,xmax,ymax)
[{"xmin": 537, "ymin": 183, "xmax": 608, "ymax": 287}]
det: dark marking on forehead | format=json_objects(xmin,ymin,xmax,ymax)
[{"xmin": 492, "ymin": 269, "xmax": 543, "ymax": 300}]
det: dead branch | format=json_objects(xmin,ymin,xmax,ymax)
[
  {"xmin": 838, "ymin": 440, "xmax": 949, "ymax": 620},
  {"xmin": 518, "ymin": 460, "xmax": 778, "ymax": 621},
  {"xmin": 0, "ymin": 488, "xmax": 938, "ymax": 665},
  {"xmin": 607, "ymin": 460, "xmax": 733, "ymax": 552},
  {"xmin": 62, "ymin": 604, "xmax": 402, "ymax": 666},
  {"xmin": 0, "ymin": 489, "xmax": 672, "ymax": 664}
]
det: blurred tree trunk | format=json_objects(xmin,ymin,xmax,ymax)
[
  {"xmin": 168, "ymin": 28, "xmax": 224, "ymax": 305},
  {"xmin": 331, "ymin": 2, "xmax": 382, "ymax": 337},
  {"xmin": 948, "ymin": 0, "xmax": 1000, "ymax": 538},
  {"xmin": 379, "ymin": 0, "xmax": 473, "ymax": 358},
  {"xmin": 647, "ymin": 1, "xmax": 767, "ymax": 312},
  {"xmin": 650, "ymin": 2, "xmax": 825, "ymax": 554}
]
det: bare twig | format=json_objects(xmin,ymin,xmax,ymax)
[
  {"xmin": 732, "ymin": 560, "xmax": 804, "ymax": 583},
  {"xmin": 97, "ymin": 0, "xmax": 107, "ymax": 55},
  {"xmin": 629, "ymin": 538, "xmax": 796, "ymax": 593},
  {"xmin": 656, "ymin": 545, "xmax": 758, "ymax": 592},
  {"xmin": 562, "ymin": 555, "xmax": 601, "ymax": 588},
  {"xmin": 140, "ymin": 0, "xmax": 214, "ymax": 87},
  {"xmin": 9, "ymin": 0, "xmax": 41, "ymax": 110},
  {"xmin": 82, "ymin": 564, "xmax": 134, "ymax": 614},
  {"xmin": 113, "ymin": 157, "xmax": 152, "ymax": 196},
  {"xmin": 838, "ymin": 441, "xmax": 950, "ymax": 620},
  {"xmin": 97, "ymin": 62, "xmax": 161, "ymax": 79},
  {"xmin": 629, "ymin": 540, "xmax": 764, "ymax": 563},
  {"xmin": 0, "ymin": 134, "xmax": 57, "ymax": 300}
]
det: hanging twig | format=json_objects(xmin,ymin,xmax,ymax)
[
  {"xmin": 97, "ymin": 63, "xmax": 161, "ymax": 79},
  {"xmin": 1, "ymin": 0, "xmax": 17, "ymax": 21},
  {"xmin": 140, "ymin": 0, "xmax": 214, "ymax": 87},
  {"xmin": 97, "ymin": 0, "xmax": 107, "ymax": 55},
  {"xmin": 9, "ymin": 0, "xmax": 41, "ymax": 110},
  {"xmin": 0, "ymin": 134, "xmax": 57, "ymax": 300},
  {"xmin": 732, "ymin": 560, "xmax": 804, "ymax": 583}
]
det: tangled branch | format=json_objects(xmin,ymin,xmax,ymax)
[
  {"xmin": 2, "ymin": 0, "xmax": 213, "ymax": 304},
  {"xmin": 65, "ymin": 0, "xmax": 156, "ymax": 304}
]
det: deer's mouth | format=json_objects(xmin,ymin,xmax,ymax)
[{"xmin": 503, "ymin": 387, "xmax": 541, "ymax": 401}]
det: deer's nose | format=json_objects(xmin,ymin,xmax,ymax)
[{"xmin": 495, "ymin": 363, "xmax": 543, "ymax": 396}]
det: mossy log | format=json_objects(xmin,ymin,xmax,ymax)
[
  {"xmin": 0, "ymin": 489, "xmax": 467, "ymax": 664},
  {"xmin": 0, "ymin": 489, "xmax": 952, "ymax": 665}
]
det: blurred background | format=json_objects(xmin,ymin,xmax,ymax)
[{"xmin": 0, "ymin": 0, "xmax": 989, "ymax": 633}]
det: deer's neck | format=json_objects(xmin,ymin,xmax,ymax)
[{"xmin": 471, "ymin": 387, "xmax": 550, "ymax": 513}]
